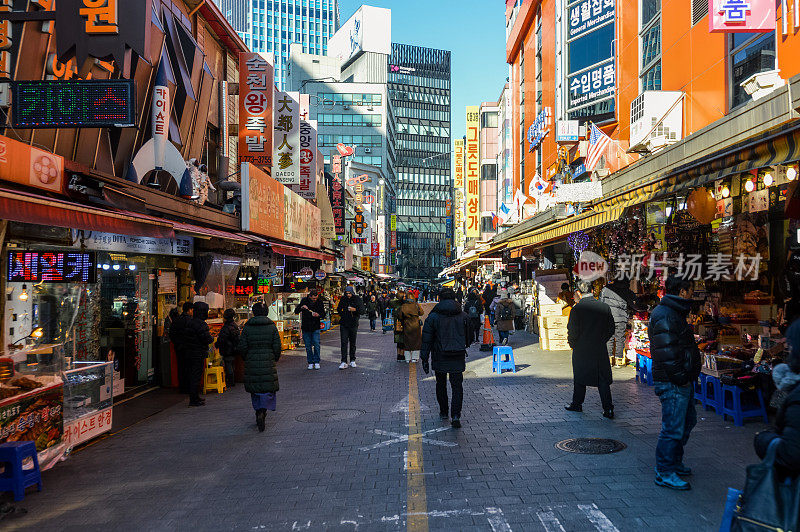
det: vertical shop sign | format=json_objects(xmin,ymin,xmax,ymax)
[
  {"xmin": 454, "ymin": 138, "xmax": 465, "ymax": 247},
  {"xmin": 273, "ymin": 91, "xmax": 300, "ymax": 184},
  {"xmin": 293, "ymin": 119, "xmax": 317, "ymax": 199},
  {"xmin": 465, "ymin": 106, "xmax": 480, "ymax": 238},
  {"xmin": 317, "ymin": 182, "xmax": 336, "ymax": 238},
  {"xmin": 329, "ymin": 150, "xmax": 346, "ymax": 235},
  {"xmin": 239, "ymin": 53, "xmax": 274, "ymax": 170}
]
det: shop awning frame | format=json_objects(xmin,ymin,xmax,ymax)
[
  {"xmin": 268, "ymin": 242, "xmax": 334, "ymax": 261},
  {"xmin": 173, "ymin": 221, "xmax": 250, "ymax": 243}
]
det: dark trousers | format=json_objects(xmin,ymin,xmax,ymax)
[
  {"xmin": 572, "ymin": 379, "xmax": 613, "ymax": 411},
  {"xmin": 176, "ymin": 351, "xmax": 190, "ymax": 394},
  {"xmin": 435, "ymin": 371, "xmax": 464, "ymax": 418},
  {"xmin": 188, "ymin": 358, "xmax": 205, "ymax": 403},
  {"xmin": 340, "ymin": 325, "xmax": 358, "ymax": 362},
  {"xmin": 469, "ymin": 318, "xmax": 481, "ymax": 343},
  {"xmin": 223, "ymin": 356, "xmax": 235, "ymax": 386}
]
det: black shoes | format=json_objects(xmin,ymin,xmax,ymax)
[
  {"xmin": 451, "ymin": 416, "xmax": 461, "ymax": 428},
  {"xmin": 564, "ymin": 404, "xmax": 582, "ymax": 412},
  {"xmin": 189, "ymin": 399, "xmax": 206, "ymax": 407},
  {"xmin": 439, "ymin": 411, "xmax": 449, "ymax": 420},
  {"xmin": 256, "ymin": 409, "xmax": 266, "ymax": 432},
  {"xmin": 603, "ymin": 409, "xmax": 615, "ymax": 419}
]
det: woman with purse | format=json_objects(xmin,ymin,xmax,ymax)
[
  {"xmin": 398, "ymin": 293, "xmax": 424, "ymax": 363},
  {"xmin": 389, "ymin": 289, "xmax": 407, "ymax": 361}
]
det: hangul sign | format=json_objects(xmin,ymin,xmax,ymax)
[
  {"xmin": 709, "ymin": 0, "xmax": 775, "ymax": 32},
  {"xmin": 465, "ymin": 106, "xmax": 480, "ymax": 238},
  {"xmin": 567, "ymin": 60, "xmax": 615, "ymax": 109},
  {"xmin": 527, "ymin": 107, "xmax": 552, "ymax": 151},
  {"xmin": 239, "ymin": 53, "xmax": 274, "ymax": 170},
  {"xmin": 329, "ymin": 150, "xmax": 346, "ymax": 235},
  {"xmin": 568, "ymin": 0, "xmax": 615, "ymax": 40},
  {"xmin": 78, "ymin": 0, "xmax": 118, "ymax": 34},
  {"xmin": 64, "ymin": 407, "xmax": 112, "ymax": 447},
  {"xmin": 7, "ymin": 250, "xmax": 96, "ymax": 283},
  {"xmin": 292, "ymin": 119, "xmax": 317, "ymax": 199},
  {"xmin": 273, "ymin": 91, "xmax": 300, "ymax": 184},
  {"xmin": 371, "ymin": 242, "xmax": 380, "ymax": 257},
  {"xmin": 454, "ymin": 139, "xmax": 465, "ymax": 189}
]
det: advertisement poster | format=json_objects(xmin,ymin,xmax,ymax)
[
  {"xmin": 238, "ymin": 53, "xmax": 274, "ymax": 169},
  {"xmin": 0, "ymin": 384, "xmax": 64, "ymax": 452},
  {"xmin": 241, "ymin": 163, "xmax": 285, "ymax": 240},
  {"xmin": 465, "ymin": 107, "xmax": 480, "ymax": 238},
  {"xmin": 273, "ymin": 91, "xmax": 301, "ymax": 184},
  {"xmin": 329, "ymin": 151, "xmax": 346, "ymax": 235},
  {"xmin": 454, "ymin": 138, "xmax": 465, "ymax": 247}
]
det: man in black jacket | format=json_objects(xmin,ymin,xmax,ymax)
[
  {"xmin": 463, "ymin": 289, "xmax": 483, "ymax": 345},
  {"xmin": 336, "ymin": 287, "xmax": 364, "ymax": 369},
  {"xmin": 648, "ymin": 275, "xmax": 701, "ymax": 491},
  {"xmin": 169, "ymin": 302, "xmax": 194, "ymax": 394},
  {"xmin": 295, "ymin": 290, "xmax": 326, "ymax": 370},
  {"xmin": 420, "ymin": 288, "xmax": 470, "ymax": 428},
  {"xmin": 182, "ymin": 301, "xmax": 214, "ymax": 406}
]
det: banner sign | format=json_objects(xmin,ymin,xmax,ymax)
[
  {"xmin": 0, "ymin": 384, "xmax": 63, "ymax": 452},
  {"xmin": 293, "ymin": 119, "xmax": 317, "ymax": 199},
  {"xmin": 371, "ymin": 242, "xmax": 380, "ymax": 257},
  {"xmin": 454, "ymin": 138, "xmax": 465, "ymax": 247},
  {"xmin": 527, "ymin": 107, "xmax": 552, "ymax": 151},
  {"xmin": 0, "ymin": 134, "xmax": 64, "ymax": 194},
  {"xmin": 329, "ymin": 151, "xmax": 346, "ymax": 235},
  {"xmin": 317, "ymin": 182, "xmax": 336, "ymax": 238},
  {"xmin": 568, "ymin": 61, "xmax": 615, "ymax": 110},
  {"xmin": 284, "ymin": 186, "xmax": 321, "ymax": 248},
  {"xmin": 568, "ymin": 0, "xmax": 615, "ymax": 40},
  {"xmin": 552, "ymin": 181, "xmax": 603, "ymax": 203},
  {"xmin": 75, "ymin": 231, "xmax": 193, "ymax": 257},
  {"xmin": 273, "ymin": 91, "xmax": 300, "ymax": 184},
  {"xmin": 709, "ymin": 0, "xmax": 776, "ymax": 32},
  {"xmin": 465, "ymin": 106, "xmax": 480, "ymax": 238},
  {"xmin": 241, "ymin": 163, "xmax": 285, "ymax": 240},
  {"xmin": 239, "ymin": 53, "xmax": 274, "ymax": 169}
]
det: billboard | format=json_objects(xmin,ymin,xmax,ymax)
[
  {"xmin": 708, "ymin": 0, "xmax": 776, "ymax": 32},
  {"xmin": 239, "ymin": 53, "xmax": 274, "ymax": 170},
  {"xmin": 328, "ymin": 5, "xmax": 391, "ymax": 64},
  {"xmin": 293, "ymin": 119, "xmax": 317, "ymax": 199},
  {"xmin": 454, "ymin": 138, "xmax": 465, "ymax": 247},
  {"xmin": 329, "ymin": 150, "xmax": 346, "ymax": 235},
  {"xmin": 465, "ymin": 107, "xmax": 480, "ymax": 239},
  {"xmin": 241, "ymin": 163, "xmax": 284, "ymax": 240},
  {"xmin": 273, "ymin": 91, "xmax": 300, "ymax": 185}
]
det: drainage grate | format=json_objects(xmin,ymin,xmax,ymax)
[
  {"xmin": 296, "ymin": 409, "xmax": 366, "ymax": 423},
  {"xmin": 555, "ymin": 438, "xmax": 627, "ymax": 454}
]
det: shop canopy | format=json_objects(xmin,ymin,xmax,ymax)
[
  {"xmin": 0, "ymin": 187, "xmax": 175, "ymax": 238},
  {"xmin": 173, "ymin": 221, "xmax": 251, "ymax": 243},
  {"xmin": 268, "ymin": 242, "xmax": 334, "ymax": 261}
]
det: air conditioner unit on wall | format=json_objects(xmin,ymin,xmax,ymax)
[{"xmin": 629, "ymin": 91, "xmax": 684, "ymax": 153}]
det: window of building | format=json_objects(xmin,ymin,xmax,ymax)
[
  {"xmin": 481, "ymin": 112, "xmax": 499, "ymax": 128},
  {"xmin": 481, "ymin": 164, "xmax": 497, "ymax": 181},
  {"xmin": 728, "ymin": 32, "xmax": 776, "ymax": 109},
  {"xmin": 640, "ymin": 0, "xmax": 662, "ymax": 91},
  {"xmin": 317, "ymin": 113, "xmax": 382, "ymax": 127}
]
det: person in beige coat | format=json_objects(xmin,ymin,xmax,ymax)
[{"xmin": 398, "ymin": 294, "xmax": 424, "ymax": 362}]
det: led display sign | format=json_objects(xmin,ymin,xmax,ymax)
[
  {"xmin": 7, "ymin": 251, "xmax": 96, "ymax": 283},
  {"xmin": 11, "ymin": 80, "xmax": 136, "ymax": 128}
]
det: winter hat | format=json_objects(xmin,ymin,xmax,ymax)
[
  {"xmin": 439, "ymin": 288, "xmax": 456, "ymax": 300},
  {"xmin": 345, "ymin": 286, "xmax": 355, "ymax": 294}
]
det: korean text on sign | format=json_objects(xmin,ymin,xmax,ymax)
[{"xmin": 239, "ymin": 53, "xmax": 274, "ymax": 168}]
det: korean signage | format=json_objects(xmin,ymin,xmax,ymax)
[
  {"xmin": 318, "ymin": 182, "xmax": 336, "ymax": 238},
  {"xmin": 556, "ymin": 120, "xmax": 580, "ymax": 142},
  {"xmin": 241, "ymin": 163, "xmax": 285, "ymax": 240},
  {"xmin": 566, "ymin": 0, "xmax": 616, "ymax": 117},
  {"xmin": 0, "ymin": 384, "xmax": 63, "ymax": 452},
  {"xmin": 371, "ymin": 242, "xmax": 380, "ymax": 257},
  {"xmin": 273, "ymin": 91, "xmax": 301, "ymax": 184},
  {"xmin": 64, "ymin": 407, "xmax": 112, "ymax": 447},
  {"xmin": 568, "ymin": 0, "xmax": 615, "ymax": 39},
  {"xmin": 239, "ymin": 53, "xmax": 274, "ymax": 170},
  {"xmin": 284, "ymin": 186, "xmax": 321, "ymax": 248},
  {"xmin": 0, "ymin": 134, "xmax": 64, "ymax": 194},
  {"xmin": 75, "ymin": 231, "xmax": 194, "ymax": 257},
  {"xmin": 527, "ymin": 107, "xmax": 552, "ymax": 151},
  {"xmin": 552, "ymin": 181, "xmax": 603, "ymax": 203},
  {"xmin": 465, "ymin": 106, "xmax": 480, "ymax": 238},
  {"xmin": 709, "ymin": 0, "xmax": 776, "ymax": 32},
  {"xmin": 11, "ymin": 80, "xmax": 136, "ymax": 128},
  {"xmin": 8, "ymin": 250, "xmax": 96, "ymax": 283},
  {"xmin": 568, "ymin": 62, "xmax": 615, "ymax": 110},
  {"xmin": 329, "ymin": 150, "xmax": 346, "ymax": 235},
  {"xmin": 454, "ymin": 138, "xmax": 465, "ymax": 247},
  {"xmin": 293, "ymin": 119, "xmax": 317, "ymax": 199},
  {"xmin": 361, "ymin": 257, "xmax": 371, "ymax": 270}
]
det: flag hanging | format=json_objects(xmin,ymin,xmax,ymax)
[{"xmin": 586, "ymin": 123, "xmax": 612, "ymax": 172}]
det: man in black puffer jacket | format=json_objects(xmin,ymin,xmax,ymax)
[
  {"xmin": 648, "ymin": 275, "xmax": 701, "ymax": 491},
  {"xmin": 420, "ymin": 288, "xmax": 470, "ymax": 428},
  {"xmin": 183, "ymin": 302, "xmax": 214, "ymax": 407}
]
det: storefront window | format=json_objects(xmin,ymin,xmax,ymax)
[
  {"xmin": 729, "ymin": 32, "xmax": 776, "ymax": 109},
  {"xmin": 640, "ymin": 0, "xmax": 661, "ymax": 92}
]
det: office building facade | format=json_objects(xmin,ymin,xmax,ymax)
[
  {"xmin": 213, "ymin": 0, "xmax": 339, "ymax": 89},
  {"xmin": 388, "ymin": 43, "xmax": 452, "ymax": 281}
]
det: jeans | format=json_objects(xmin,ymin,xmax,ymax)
[
  {"xmin": 607, "ymin": 322, "xmax": 627, "ymax": 360},
  {"xmin": 572, "ymin": 380, "xmax": 613, "ymax": 411},
  {"xmin": 222, "ymin": 356, "xmax": 235, "ymax": 386},
  {"xmin": 303, "ymin": 330, "xmax": 321, "ymax": 364},
  {"xmin": 340, "ymin": 325, "xmax": 358, "ymax": 362},
  {"xmin": 498, "ymin": 330, "xmax": 510, "ymax": 343},
  {"xmin": 435, "ymin": 371, "xmax": 464, "ymax": 418},
  {"xmin": 654, "ymin": 382, "xmax": 697, "ymax": 474},
  {"xmin": 369, "ymin": 318, "xmax": 377, "ymax": 331}
]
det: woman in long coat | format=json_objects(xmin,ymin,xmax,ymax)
[
  {"xmin": 238, "ymin": 302, "xmax": 282, "ymax": 432},
  {"xmin": 389, "ymin": 289, "xmax": 406, "ymax": 361},
  {"xmin": 398, "ymin": 293, "xmax": 424, "ymax": 363}
]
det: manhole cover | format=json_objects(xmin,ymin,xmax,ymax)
[
  {"xmin": 555, "ymin": 438, "xmax": 626, "ymax": 454},
  {"xmin": 296, "ymin": 409, "xmax": 366, "ymax": 423}
]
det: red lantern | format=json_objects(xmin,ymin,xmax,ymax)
[{"xmin": 686, "ymin": 187, "xmax": 717, "ymax": 225}]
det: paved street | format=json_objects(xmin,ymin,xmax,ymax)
[{"xmin": 5, "ymin": 322, "xmax": 763, "ymax": 531}]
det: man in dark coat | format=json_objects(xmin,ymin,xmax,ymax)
[
  {"xmin": 238, "ymin": 302, "xmax": 282, "ymax": 432},
  {"xmin": 482, "ymin": 282, "xmax": 496, "ymax": 317},
  {"xmin": 182, "ymin": 301, "xmax": 214, "ymax": 406},
  {"xmin": 565, "ymin": 280, "xmax": 616, "ymax": 418},
  {"xmin": 169, "ymin": 302, "xmax": 194, "ymax": 394},
  {"xmin": 420, "ymin": 288, "xmax": 470, "ymax": 428},
  {"xmin": 295, "ymin": 290, "xmax": 326, "ymax": 370},
  {"xmin": 648, "ymin": 275, "xmax": 701, "ymax": 490},
  {"xmin": 336, "ymin": 286, "xmax": 365, "ymax": 369},
  {"xmin": 463, "ymin": 289, "xmax": 483, "ymax": 345},
  {"xmin": 215, "ymin": 309, "xmax": 240, "ymax": 387}
]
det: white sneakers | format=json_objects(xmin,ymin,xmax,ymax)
[
  {"xmin": 314, "ymin": 363, "xmax": 320, "ymax": 370},
  {"xmin": 307, "ymin": 364, "xmax": 314, "ymax": 370},
  {"xmin": 339, "ymin": 362, "xmax": 348, "ymax": 370},
  {"xmin": 350, "ymin": 361, "xmax": 357, "ymax": 368}
]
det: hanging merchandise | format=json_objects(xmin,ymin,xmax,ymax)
[{"xmin": 686, "ymin": 187, "xmax": 717, "ymax": 225}]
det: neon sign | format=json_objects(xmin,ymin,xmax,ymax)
[
  {"xmin": 7, "ymin": 251, "xmax": 96, "ymax": 283},
  {"xmin": 11, "ymin": 80, "xmax": 136, "ymax": 128}
]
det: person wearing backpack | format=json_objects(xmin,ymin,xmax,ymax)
[
  {"xmin": 492, "ymin": 290, "xmax": 516, "ymax": 346},
  {"xmin": 463, "ymin": 288, "xmax": 483, "ymax": 345}
]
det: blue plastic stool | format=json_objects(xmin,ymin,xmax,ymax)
[
  {"xmin": 695, "ymin": 373, "xmax": 708, "ymax": 409},
  {"xmin": 704, "ymin": 376, "xmax": 723, "ymax": 414},
  {"xmin": 492, "ymin": 346, "xmax": 516, "ymax": 374},
  {"xmin": 636, "ymin": 355, "xmax": 653, "ymax": 386},
  {"xmin": 0, "ymin": 442, "xmax": 42, "ymax": 501},
  {"xmin": 721, "ymin": 385, "xmax": 768, "ymax": 426}
]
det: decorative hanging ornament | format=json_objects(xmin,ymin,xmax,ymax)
[{"xmin": 686, "ymin": 187, "xmax": 717, "ymax": 225}]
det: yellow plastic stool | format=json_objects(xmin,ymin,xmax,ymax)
[{"xmin": 203, "ymin": 366, "xmax": 226, "ymax": 394}]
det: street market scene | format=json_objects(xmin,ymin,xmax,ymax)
[{"xmin": 0, "ymin": 0, "xmax": 799, "ymax": 531}]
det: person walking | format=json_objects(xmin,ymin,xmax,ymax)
[
  {"xmin": 601, "ymin": 278, "xmax": 633, "ymax": 366},
  {"xmin": 238, "ymin": 302, "xmax": 282, "ymax": 432},
  {"xmin": 398, "ymin": 292, "xmax": 424, "ymax": 362},
  {"xmin": 336, "ymin": 286, "xmax": 364, "ymax": 369},
  {"xmin": 510, "ymin": 287, "xmax": 526, "ymax": 331},
  {"xmin": 389, "ymin": 288, "xmax": 407, "ymax": 361},
  {"xmin": 463, "ymin": 288, "xmax": 483, "ymax": 345},
  {"xmin": 482, "ymin": 282, "xmax": 496, "ymax": 317},
  {"xmin": 366, "ymin": 294, "xmax": 380, "ymax": 332},
  {"xmin": 215, "ymin": 309, "xmax": 240, "ymax": 387},
  {"xmin": 295, "ymin": 289, "xmax": 326, "ymax": 370},
  {"xmin": 565, "ymin": 280, "xmax": 616, "ymax": 419},
  {"xmin": 169, "ymin": 302, "xmax": 193, "ymax": 394},
  {"xmin": 492, "ymin": 290, "xmax": 516, "ymax": 346},
  {"xmin": 377, "ymin": 292, "xmax": 389, "ymax": 334},
  {"xmin": 648, "ymin": 275, "xmax": 702, "ymax": 490},
  {"xmin": 420, "ymin": 288, "xmax": 470, "ymax": 428},
  {"xmin": 182, "ymin": 302, "xmax": 214, "ymax": 407}
]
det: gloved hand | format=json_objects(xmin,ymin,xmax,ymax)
[{"xmin": 421, "ymin": 360, "xmax": 429, "ymax": 374}]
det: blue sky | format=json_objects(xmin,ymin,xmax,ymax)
[{"xmin": 338, "ymin": 0, "xmax": 509, "ymax": 143}]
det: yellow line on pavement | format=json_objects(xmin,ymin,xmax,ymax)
[{"xmin": 406, "ymin": 361, "xmax": 429, "ymax": 532}]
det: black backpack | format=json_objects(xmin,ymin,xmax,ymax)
[
  {"xmin": 498, "ymin": 302, "xmax": 513, "ymax": 321},
  {"xmin": 466, "ymin": 303, "xmax": 480, "ymax": 319}
]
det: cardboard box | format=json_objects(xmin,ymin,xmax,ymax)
[
  {"xmin": 544, "ymin": 327, "xmax": 568, "ymax": 341},
  {"xmin": 541, "ymin": 315, "xmax": 569, "ymax": 329},
  {"xmin": 549, "ymin": 339, "xmax": 570, "ymax": 351},
  {"xmin": 539, "ymin": 303, "xmax": 564, "ymax": 317},
  {"xmin": 540, "ymin": 335, "xmax": 549, "ymax": 350}
]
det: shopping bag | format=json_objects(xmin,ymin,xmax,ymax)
[
  {"xmin": 731, "ymin": 439, "xmax": 800, "ymax": 531},
  {"xmin": 382, "ymin": 310, "xmax": 394, "ymax": 332}
]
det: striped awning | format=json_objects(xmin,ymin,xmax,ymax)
[{"xmin": 478, "ymin": 241, "xmax": 507, "ymax": 257}]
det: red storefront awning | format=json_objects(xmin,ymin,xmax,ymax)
[
  {"xmin": 268, "ymin": 242, "xmax": 334, "ymax": 261},
  {"xmin": 173, "ymin": 221, "xmax": 250, "ymax": 243},
  {"xmin": 0, "ymin": 188, "xmax": 175, "ymax": 238}
]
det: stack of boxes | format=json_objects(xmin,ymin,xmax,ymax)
[{"xmin": 538, "ymin": 305, "xmax": 569, "ymax": 351}]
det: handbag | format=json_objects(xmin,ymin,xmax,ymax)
[{"xmin": 731, "ymin": 439, "xmax": 800, "ymax": 531}]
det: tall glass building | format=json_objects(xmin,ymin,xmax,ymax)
[
  {"xmin": 388, "ymin": 43, "xmax": 451, "ymax": 281},
  {"xmin": 214, "ymin": 0, "xmax": 340, "ymax": 90}
]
